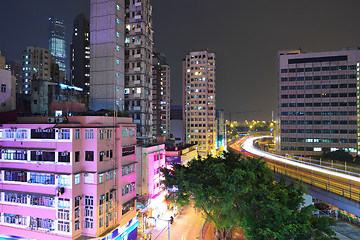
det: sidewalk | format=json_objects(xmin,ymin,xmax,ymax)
[{"xmin": 137, "ymin": 210, "xmax": 174, "ymax": 240}]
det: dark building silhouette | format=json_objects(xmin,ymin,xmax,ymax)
[{"xmin": 70, "ymin": 14, "xmax": 90, "ymax": 109}]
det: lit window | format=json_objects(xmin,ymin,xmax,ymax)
[{"xmin": 75, "ymin": 174, "xmax": 80, "ymax": 185}]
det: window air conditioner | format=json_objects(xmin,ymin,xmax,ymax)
[{"xmin": 48, "ymin": 118, "xmax": 55, "ymax": 123}]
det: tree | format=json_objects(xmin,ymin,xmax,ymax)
[
  {"xmin": 161, "ymin": 151, "xmax": 257, "ymax": 239},
  {"xmin": 161, "ymin": 152, "xmax": 338, "ymax": 240},
  {"xmin": 239, "ymin": 177, "xmax": 337, "ymax": 240},
  {"xmin": 322, "ymin": 150, "xmax": 353, "ymax": 163}
]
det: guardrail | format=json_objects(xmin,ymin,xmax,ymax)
[{"xmin": 229, "ymin": 139, "xmax": 360, "ymax": 204}]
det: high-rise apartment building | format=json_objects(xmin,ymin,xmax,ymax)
[
  {"xmin": 20, "ymin": 47, "xmax": 51, "ymax": 94},
  {"xmin": 152, "ymin": 53, "xmax": 170, "ymax": 138},
  {"xmin": 276, "ymin": 49, "xmax": 360, "ymax": 156},
  {"xmin": 90, "ymin": 0, "xmax": 125, "ymax": 112},
  {"xmin": 71, "ymin": 14, "xmax": 90, "ymax": 109},
  {"xmin": 124, "ymin": 0, "xmax": 154, "ymax": 138},
  {"xmin": 49, "ymin": 17, "xmax": 67, "ymax": 74},
  {"xmin": 0, "ymin": 116, "xmax": 138, "ymax": 239},
  {"xmin": 182, "ymin": 50, "xmax": 216, "ymax": 156}
]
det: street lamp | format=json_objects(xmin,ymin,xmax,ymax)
[{"xmin": 148, "ymin": 217, "xmax": 172, "ymax": 240}]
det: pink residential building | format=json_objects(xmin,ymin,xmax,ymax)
[
  {"xmin": 136, "ymin": 144, "xmax": 166, "ymax": 233},
  {"xmin": 0, "ymin": 116, "xmax": 138, "ymax": 240}
]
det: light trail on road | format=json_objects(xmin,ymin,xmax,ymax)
[{"xmin": 230, "ymin": 136, "xmax": 360, "ymax": 203}]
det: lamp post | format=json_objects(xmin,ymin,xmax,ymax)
[{"xmin": 148, "ymin": 217, "xmax": 171, "ymax": 240}]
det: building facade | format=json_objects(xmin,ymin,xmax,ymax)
[
  {"xmin": 0, "ymin": 69, "xmax": 16, "ymax": 112},
  {"xmin": 0, "ymin": 116, "xmax": 138, "ymax": 239},
  {"xmin": 70, "ymin": 14, "xmax": 90, "ymax": 109},
  {"xmin": 182, "ymin": 50, "xmax": 216, "ymax": 156},
  {"xmin": 152, "ymin": 53, "xmax": 170, "ymax": 138},
  {"xmin": 49, "ymin": 17, "xmax": 67, "ymax": 73},
  {"xmin": 20, "ymin": 47, "xmax": 51, "ymax": 95},
  {"xmin": 170, "ymin": 105, "xmax": 183, "ymax": 144},
  {"xmin": 276, "ymin": 49, "xmax": 360, "ymax": 156},
  {"xmin": 136, "ymin": 144, "xmax": 165, "ymax": 198},
  {"xmin": 90, "ymin": 0, "xmax": 125, "ymax": 112},
  {"xmin": 124, "ymin": 0, "xmax": 154, "ymax": 138}
]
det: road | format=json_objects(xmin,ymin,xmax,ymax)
[
  {"xmin": 154, "ymin": 204, "xmax": 206, "ymax": 240},
  {"xmin": 231, "ymin": 136, "xmax": 360, "ymax": 203}
]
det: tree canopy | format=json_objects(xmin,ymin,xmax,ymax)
[{"xmin": 161, "ymin": 151, "xmax": 338, "ymax": 240}]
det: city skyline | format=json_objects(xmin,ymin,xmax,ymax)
[{"xmin": 2, "ymin": 1, "xmax": 360, "ymax": 121}]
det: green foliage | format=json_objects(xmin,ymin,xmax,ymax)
[
  {"xmin": 161, "ymin": 151, "xmax": 338, "ymax": 240},
  {"xmin": 322, "ymin": 150, "xmax": 353, "ymax": 163},
  {"xmin": 310, "ymin": 216, "xmax": 338, "ymax": 240}
]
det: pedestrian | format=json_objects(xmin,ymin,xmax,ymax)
[
  {"xmin": 149, "ymin": 233, "xmax": 152, "ymax": 240},
  {"xmin": 144, "ymin": 233, "xmax": 147, "ymax": 240}
]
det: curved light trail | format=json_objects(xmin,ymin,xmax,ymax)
[{"xmin": 239, "ymin": 136, "xmax": 360, "ymax": 183}]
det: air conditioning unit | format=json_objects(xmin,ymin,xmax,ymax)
[
  {"xmin": 56, "ymin": 118, "xmax": 64, "ymax": 123},
  {"xmin": 48, "ymin": 118, "xmax": 55, "ymax": 123},
  {"xmin": 83, "ymin": 173, "xmax": 88, "ymax": 177},
  {"xmin": 100, "ymin": 152, "xmax": 106, "ymax": 156}
]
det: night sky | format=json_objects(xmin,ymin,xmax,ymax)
[{"xmin": 1, "ymin": 0, "xmax": 360, "ymax": 121}]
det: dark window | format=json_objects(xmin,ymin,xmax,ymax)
[
  {"xmin": 297, "ymin": 68, "xmax": 304, "ymax": 72},
  {"xmin": 122, "ymin": 146, "xmax": 136, "ymax": 157},
  {"xmin": 281, "ymin": 69, "xmax": 288, "ymax": 73},
  {"xmin": 288, "ymin": 56, "xmax": 347, "ymax": 64},
  {"xmin": 321, "ymin": 76, "xmax": 329, "ymax": 80},
  {"xmin": 313, "ymin": 67, "xmax": 321, "ymax": 72},
  {"xmin": 330, "ymin": 66, "xmax": 338, "ymax": 71},
  {"xmin": 339, "ymin": 66, "xmax": 347, "ymax": 70},
  {"xmin": 85, "ymin": 151, "xmax": 94, "ymax": 161},
  {"xmin": 348, "ymin": 65, "xmax": 356, "ymax": 70},
  {"xmin": 289, "ymin": 68, "xmax": 296, "ymax": 73},
  {"xmin": 321, "ymin": 67, "xmax": 329, "ymax": 71},
  {"xmin": 30, "ymin": 151, "xmax": 55, "ymax": 162},
  {"xmin": 31, "ymin": 129, "xmax": 55, "ymax": 139},
  {"xmin": 305, "ymin": 76, "xmax": 312, "ymax": 81},
  {"xmin": 339, "ymin": 75, "xmax": 347, "ymax": 79},
  {"xmin": 58, "ymin": 152, "xmax": 70, "ymax": 163},
  {"xmin": 305, "ymin": 67, "xmax": 312, "ymax": 72},
  {"xmin": 289, "ymin": 77, "xmax": 296, "ymax": 81},
  {"xmin": 313, "ymin": 76, "xmax": 321, "ymax": 80},
  {"xmin": 75, "ymin": 151, "xmax": 80, "ymax": 162}
]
